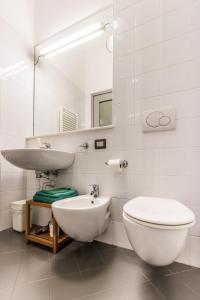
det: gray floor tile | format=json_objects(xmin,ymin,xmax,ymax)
[
  {"xmin": 85, "ymin": 282, "xmax": 164, "ymax": 300},
  {"xmin": 0, "ymin": 229, "xmax": 26, "ymax": 253},
  {"xmin": 81, "ymin": 266, "xmax": 116, "ymax": 295},
  {"xmin": 12, "ymin": 279, "xmax": 50, "ymax": 300},
  {"xmin": 52, "ymin": 241, "xmax": 104, "ymax": 272},
  {"xmin": 0, "ymin": 288, "xmax": 12, "ymax": 300},
  {"xmin": 85, "ymin": 287, "xmax": 128, "ymax": 300},
  {"xmin": 99, "ymin": 246, "xmax": 171, "ymax": 280},
  {"xmin": 15, "ymin": 248, "xmax": 51, "ymax": 285},
  {"xmin": 85, "ymin": 288, "xmax": 126, "ymax": 300},
  {"xmin": 70, "ymin": 241, "xmax": 97, "ymax": 252},
  {"xmin": 75, "ymin": 249, "xmax": 104, "ymax": 272},
  {"xmin": 125, "ymin": 282, "xmax": 165, "ymax": 300},
  {"xmin": 167, "ymin": 262, "xmax": 197, "ymax": 274},
  {"xmin": 23, "ymin": 246, "xmax": 51, "ymax": 261},
  {"xmin": 0, "ymin": 250, "xmax": 25, "ymax": 268},
  {"xmin": 139, "ymin": 263, "xmax": 172, "ymax": 280},
  {"xmin": 81, "ymin": 262, "xmax": 148, "ymax": 296},
  {"xmin": 151, "ymin": 274, "xmax": 200, "ymax": 300},
  {"xmin": 50, "ymin": 272, "xmax": 86, "ymax": 300},
  {"xmin": 92, "ymin": 241, "xmax": 117, "ymax": 251},
  {"xmin": 169, "ymin": 268, "xmax": 200, "ymax": 296},
  {"xmin": 98, "ymin": 246, "xmax": 140, "ymax": 266},
  {"xmin": 0, "ymin": 266, "xmax": 19, "ymax": 289},
  {"xmin": 50, "ymin": 256, "xmax": 79, "ymax": 276},
  {"xmin": 50, "ymin": 243, "xmax": 78, "ymax": 261}
]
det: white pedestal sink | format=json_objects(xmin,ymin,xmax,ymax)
[{"xmin": 1, "ymin": 148, "xmax": 74, "ymax": 171}]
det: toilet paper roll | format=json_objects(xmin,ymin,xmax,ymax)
[{"xmin": 106, "ymin": 159, "xmax": 122, "ymax": 173}]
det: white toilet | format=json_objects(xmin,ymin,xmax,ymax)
[{"xmin": 123, "ymin": 197, "xmax": 195, "ymax": 266}]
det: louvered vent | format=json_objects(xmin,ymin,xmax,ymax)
[{"xmin": 59, "ymin": 106, "xmax": 79, "ymax": 132}]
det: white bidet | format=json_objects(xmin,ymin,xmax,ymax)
[{"xmin": 52, "ymin": 195, "xmax": 111, "ymax": 242}]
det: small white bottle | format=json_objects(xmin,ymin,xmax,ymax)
[
  {"xmin": 49, "ymin": 218, "xmax": 60, "ymax": 237},
  {"xmin": 49, "ymin": 218, "xmax": 53, "ymax": 237}
]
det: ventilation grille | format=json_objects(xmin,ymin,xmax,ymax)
[{"xmin": 59, "ymin": 106, "xmax": 79, "ymax": 132}]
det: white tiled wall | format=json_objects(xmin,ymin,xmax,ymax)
[
  {"xmin": 115, "ymin": 0, "xmax": 200, "ymax": 267},
  {"xmin": 0, "ymin": 1, "xmax": 34, "ymax": 230},
  {"xmin": 27, "ymin": 0, "xmax": 200, "ymax": 267}
]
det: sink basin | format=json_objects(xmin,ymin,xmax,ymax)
[{"xmin": 1, "ymin": 148, "xmax": 75, "ymax": 171}]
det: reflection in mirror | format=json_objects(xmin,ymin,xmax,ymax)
[
  {"xmin": 34, "ymin": 5, "xmax": 113, "ymax": 136},
  {"xmin": 92, "ymin": 89, "xmax": 112, "ymax": 127}
]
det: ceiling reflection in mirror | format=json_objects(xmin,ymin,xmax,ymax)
[{"xmin": 34, "ymin": 6, "xmax": 113, "ymax": 136}]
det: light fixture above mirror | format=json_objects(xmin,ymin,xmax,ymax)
[{"xmin": 39, "ymin": 22, "xmax": 107, "ymax": 58}]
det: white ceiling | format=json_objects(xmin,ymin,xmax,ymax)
[{"xmin": 34, "ymin": 0, "xmax": 113, "ymax": 44}]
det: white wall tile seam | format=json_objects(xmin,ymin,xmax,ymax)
[
  {"xmin": 159, "ymin": 174, "xmax": 200, "ymax": 179},
  {"xmin": 140, "ymin": 0, "xmax": 198, "ymax": 29},
  {"xmin": 132, "ymin": 24, "xmax": 200, "ymax": 54},
  {"xmin": 117, "ymin": 0, "xmax": 197, "ymax": 17},
  {"xmin": 115, "ymin": 0, "xmax": 143, "ymax": 12},
  {"xmin": 132, "ymin": 86, "xmax": 200, "ymax": 102},
  {"xmin": 0, "ymin": 188, "xmax": 27, "ymax": 193},
  {"xmin": 135, "ymin": 146, "xmax": 200, "ymax": 151},
  {"xmin": 0, "ymin": 16, "xmax": 33, "ymax": 45},
  {"xmin": 117, "ymin": 0, "xmax": 198, "ymax": 32},
  {"xmin": 132, "ymin": 56, "xmax": 200, "ymax": 77},
  {"xmin": 1, "ymin": 70, "xmax": 34, "ymax": 89},
  {"xmin": 135, "ymin": 86, "xmax": 200, "ymax": 101},
  {"xmin": 0, "ymin": 130, "xmax": 30, "ymax": 137},
  {"xmin": 130, "ymin": 26, "xmax": 200, "ymax": 55}
]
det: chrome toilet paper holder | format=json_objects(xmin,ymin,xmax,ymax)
[{"xmin": 105, "ymin": 160, "xmax": 128, "ymax": 168}]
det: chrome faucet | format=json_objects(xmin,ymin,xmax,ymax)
[
  {"xmin": 40, "ymin": 142, "xmax": 51, "ymax": 149},
  {"xmin": 90, "ymin": 184, "xmax": 99, "ymax": 198},
  {"xmin": 37, "ymin": 138, "xmax": 51, "ymax": 149}
]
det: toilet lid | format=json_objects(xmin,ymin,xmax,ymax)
[{"xmin": 123, "ymin": 197, "xmax": 195, "ymax": 226}]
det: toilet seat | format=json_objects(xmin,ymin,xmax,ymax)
[
  {"xmin": 123, "ymin": 212, "xmax": 195, "ymax": 230},
  {"xmin": 123, "ymin": 197, "xmax": 195, "ymax": 228}
]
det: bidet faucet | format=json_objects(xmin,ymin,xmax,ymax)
[
  {"xmin": 80, "ymin": 142, "xmax": 89, "ymax": 150},
  {"xmin": 89, "ymin": 184, "xmax": 99, "ymax": 198}
]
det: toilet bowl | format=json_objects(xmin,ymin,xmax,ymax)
[
  {"xmin": 123, "ymin": 197, "xmax": 195, "ymax": 266},
  {"xmin": 52, "ymin": 195, "xmax": 111, "ymax": 242}
]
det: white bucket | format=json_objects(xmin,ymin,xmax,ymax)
[{"xmin": 11, "ymin": 200, "xmax": 27, "ymax": 232}]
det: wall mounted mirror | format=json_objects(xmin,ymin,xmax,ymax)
[{"xmin": 33, "ymin": 5, "xmax": 113, "ymax": 136}]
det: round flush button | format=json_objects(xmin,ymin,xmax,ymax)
[{"xmin": 159, "ymin": 116, "xmax": 171, "ymax": 126}]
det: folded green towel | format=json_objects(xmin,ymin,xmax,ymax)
[
  {"xmin": 36, "ymin": 192, "xmax": 71, "ymax": 198},
  {"xmin": 35, "ymin": 187, "xmax": 77, "ymax": 197},
  {"xmin": 33, "ymin": 187, "xmax": 78, "ymax": 204},
  {"xmin": 39, "ymin": 187, "xmax": 73, "ymax": 196}
]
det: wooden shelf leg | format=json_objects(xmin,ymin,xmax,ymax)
[
  {"xmin": 25, "ymin": 201, "xmax": 30, "ymax": 244},
  {"xmin": 53, "ymin": 216, "xmax": 58, "ymax": 254}
]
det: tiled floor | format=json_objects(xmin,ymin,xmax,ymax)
[{"xmin": 0, "ymin": 229, "xmax": 200, "ymax": 300}]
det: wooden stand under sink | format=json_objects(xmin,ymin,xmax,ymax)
[{"xmin": 25, "ymin": 200, "xmax": 71, "ymax": 254}]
